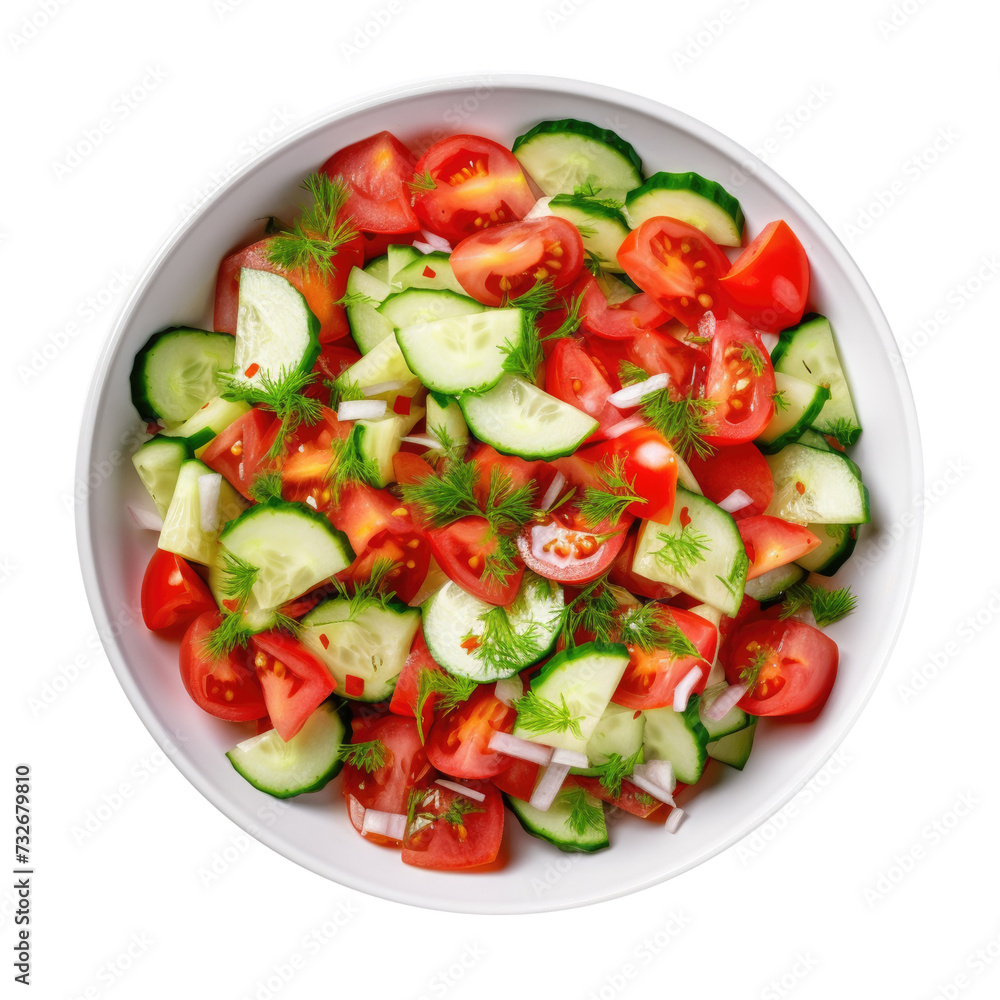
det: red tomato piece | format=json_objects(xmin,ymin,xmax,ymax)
[
  {"xmin": 427, "ymin": 516, "xmax": 524, "ymax": 606},
  {"xmin": 737, "ymin": 516, "xmax": 821, "ymax": 580},
  {"xmin": 578, "ymin": 275, "xmax": 670, "ymax": 340},
  {"xmin": 574, "ymin": 775, "xmax": 666, "ymax": 819},
  {"xmin": 201, "ymin": 408, "xmax": 281, "ymax": 499},
  {"xmin": 627, "ymin": 328, "xmax": 706, "ymax": 396},
  {"xmin": 592, "ymin": 426, "xmax": 680, "ymax": 524},
  {"xmin": 141, "ymin": 549, "xmax": 216, "ymax": 631},
  {"xmin": 517, "ymin": 509, "xmax": 629, "ymax": 585},
  {"xmin": 685, "ymin": 443, "xmax": 774, "ymax": 519},
  {"xmin": 490, "ymin": 757, "xmax": 540, "ymax": 800},
  {"xmin": 357, "ymin": 229, "xmax": 421, "ymax": 262},
  {"xmin": 279, "ymin": 408, "xmax": 351, "ymax": 510},
  {"xmin": 388, "ymin": 631, "xmax": 439, "ymax": 735},
  {"xmin": 546, "ymin": 337, "xmax": 624, "ymax": 441},
  {"xmin": 469, "ymin": 442, "xmax": 548, "ymax": 504},
  {"xmin": 310, "ymin": 343, "xmax": 361, "ymax": 389},
  {"xmin": 328, "ymin": 483, "xmax": 414, "ymax": 554},
  {"xmin": 392, "ymin": 451, "xmax": 437, "ymax": 488},
  {"xmin": 425, "ymin": 684, "xmax": 516, "ymax": 779},
  {"xmin": 340, "ymin": 527, "xmax": 430, "ymax": 606}
]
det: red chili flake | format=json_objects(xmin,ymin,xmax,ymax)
[
  {"xmin": 345, "ymin": 675, "xmax": 365, "ymax": 697},
  {"xmin": 393, "ymin": 395, "xmax": 411, "ymax": 416},
  {"xmin": 222, "ymin": 598, "xmax": 239, "ymax": 612},
  {"xmin": 244, "ymin": 362, "xmax": 260, "ymax": 379},
  {"xmin": 145, "ymin": 422, "xmax": 160, "ymax": 435},
  {"xmin": 460, "ymin": 636, "xmax": 480, "ymax": 652},
  {"xmin": 422, "ymin": 266, "xmax": 436, "ymax": 279},
  {"xmin": 319, "ymin": 633, "xmax": 330, "ymax": 650},
  {"xmin": 795, "ymin": 481, "xmax": 806, "ymax": 495},
  {"xmin": 633, "ymin": 710, "xmax": 642, "ymax": 720},
  {"xmin": 679, "ymin": 507, "xmax": 691, "ymax": 528}
]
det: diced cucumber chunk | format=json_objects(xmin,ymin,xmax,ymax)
[
  {"xmin": 765, "ymin": 443, "xmax": 870, "ymax": 525},
  {"xmin": 393, "ymin": 252, "xmax": 466, "ymax": 295},
  {"xmin": 625, "ymin": 172, "xmax": 745, "ymax": 247},
  {"xmin": 337, "ymin": 331, "xmax": 418, "ymax": 397},
  {"xmin": 459, "ymin": 375, "xmax": 598, "ymax": 461},
  {"xmin": 708, "ymin": 719, "xmax": 756, "ymax": 770},
  {"xmin": 425, "ymin": 394, "xmax": 469, "ymax": 452},
  {"xmin": 744, "ymin": 562, "xmax": 807, "ymax": 603},
  {"xmin": 132, "ymin": 436, "xmax": 190, "ymax": 517},
  {"xmin": 506, "ymin": 786, "xmax": 609, "ymax": 853},
  {"xmin": 422, "ymin": 573, "xmax": 564, "ymax": 682},
  {"xmin": 758, "ymin": 372, "xmax": 831, "ymax": 453},
  {"xmin": 364, "ymin": 254, "xmax": 390, "ymax": 284},
  {"xmin": 226, "ymin": 701, "xmax": 348, "ymax": 797},
  {"xmin": 300, "ymin": 599, "xmax": 420, "ymax": 702},
  {"xmin": 130, "ymin": 327, "xmax": 236, "ymax": 427},
  {"xmin": 698, "ymin": 683, "xmax": 751, "ymax": 742},
  {"xmin": 795, "ymin": 522, "xmax": 859, "ymax": 576},
  {"xmin": 379, "ymin": 288, "xmax": 485, "ymax": 329},
  {"xmin": 161, "ymin": 395, "xmax": 250, "ymax": 457},
  {"xmin": 642, "ymin": 697, "xmax": 710, "ymax": 785},
  {"xmin": 354, "ymin": 415, "xmax": 409, "ymax": 487},
  {"xmin": 387, "ymin": 244, "xmax": 422, "ymax": 284},
  {"xmin": 631, "ymin": 487, "xmax": 749, "ymax": 616},
  {"xmin": 159, "ymin": 459, "xmax": 245, "ymax": 566},
  {"xmin": 345, "ymin": 266, "xmax": 394, "ymax": 354},
  {"xmin": 796, "ymin": 428, "xmax": 834, "ymax": 452},
  {"xmin": 547, "ymin": 193, "xmax": 629, "ymax": 273},
  {"xmin": 583, "ymin": 703, "xmax": 645, "ymax": 771}
]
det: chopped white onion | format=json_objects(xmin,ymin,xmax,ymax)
[
  {"xmin": 127, "ymin": 505, "xmax": 163, "ymax": 532},
  {"xmin": 607, "ymin": 373, "xmax": 671, "ymax": 409},
  {"xmin": 337, "ymin": 399, "xmax": 387, "ymax": 422},
  {"xmin": 664, "ymin": 807, "xmax": 686, "ymax": 834},
  {"xmin": 758, "ymin": 332, "xmax": 779, "ymax": 353},
  {"xmin": 493, "ymin": 677, "xmax": 524, "ymax": 707},
  {"xmin": 524, "ymin": 196, "xmax": 553, "ymax": 220},
  {"xmin": 540, "ymin": 472, "xmax": 567, "ymax": 511},
  {"xmin": 401, "ymin": 434, "xmax": 442, "ymax": 450},
  {"xmin": 628, "ymin": 772, "xmax": 676, "ymax": 807},
  {"xmin": 434, "ymin": 779, "xmax": 486, "ymax": 803},
  {"xmin": 197, "ymin": 473, "xmax": 222, "ymax": 533},
  {"xmin": 704, "ymin": 683, "xmax": 748, "ymax": 721},
  {"xmin": 411, "ymin": 241, "xmax": 437, "ymax": 255},
  {"xmin": 550, "ymin": 747, "xmax": 589, "ymax": 769},
  {"xmin": 305, "ymin": 495, "xmax": 318, "ymax": 510},
  {"xmin": 361, "ymin": 809, "xmax": 407, "ymax": 841},
  {"xmin": 419, "ymin": 230, "xmax": 453, "ymax": 252},
  {"xmin": 718, "ymin": 489, "xmax": 753, "ymax": 514},
  {"xmin": 488, "ymin": 732, "xmax": 553, "ymax": 766},
  {"xmin": 529, "ymin": 762, "xmax": 571, "ymax": 811},
  {"xmin": 672, "ymin": 666, "xmax": 703, "ymax": 712},
  {"xmin": 634, "ymin": 759, "xmax": 675, "ymax": 795},
  {"xmin": 605, "ymin": 415, "xmax": 646, "ymax": 439},
  {"xmin": 361, "ymin": 380, "xmax": 405, "ymax": 397}
]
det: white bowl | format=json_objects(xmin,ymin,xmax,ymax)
[{"xmin": 75, "ymin": 75, "xmax": 921, "ymax": 913}]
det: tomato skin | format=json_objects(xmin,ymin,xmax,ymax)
[
  {"xmin": 720, "ymin": 221, "xmax": 810, "ymax": 333},
  {"xmin": 388, "ymin": 631, "xmax": 438, "ymax": 734},
  {"xmin": 546, "ymin": 337, "xmax": 624, "ymax": 441},
  {"xmin": 321, "ymin": 131, "xmax": 419, "ymax": 234},
  {"xmin": 279, "ymin": 408, "xmax": 351, "ymax": 510},
  {"xmin": 311, "ymin": 343, "xmax": 361, "ymax": 389},
  {"xmin": 490, "ymin": 757, "xmax": 540, "ymax": 800},
  {"xmin": 612, "ymin": 606, "xmax": 718, "ymax": 710},
  {"xmin": 179, "ymin": 612, "xmax": 268, "ymax": 722},
  {"xmin": 608, "ymin": 525, "xmax": 679, "ymax": 601},
  {"xmin": 577, "ymin": 275, "xmax": 671, "ymax": 340},
  {"xmin": 328, "ymin": 483, "xmax": 415, "ymax": 555},
  {"xmin": 591, "ymin": 426, "xmax": 680, "ymax": 524},
  {"xmin": 685, "ymin": 443, "xmax": 774, "ymax": 519},
  {"xmin": 469, "ymin": 443, "xmax": 548, "ymax": 506},
  {"xmin": 428, "ymin": 517, "xmax": 524, "ymax": 606},
  {"xmin": 725, "ymin": 619, "xmax": 839, "ymax": 716},
  {"xmin": 392, "ymin": 451, "xmax": 436, "ymax": 487},
  {"xmin": 411, "ymin": 135, "xmax": 535, "ymax": 244},
  {"xmin": 517, "ymin": 510, "xmax": 629, "ymax": 585},
  {"xmin": 141, "ymin": 549, "xmax": 216, "ymax": 631},
  {"xmin": 341, "ymin": 526, "xmax": 430, "ymax": 606},
  {"xmin": 249, "ymin": 631, "xmax": 336, "ymax": 741},
  {"xmin": 425, "ymin": 684, "xmax": 516, "ymax": 779},
  {"xmin": 574, "ymin": 775, "xmax": 665, "ymax": 819},
  {"xmin": 201, "ymin": 408, "xmax": 281, "ymax": 499},
  {"xmin": 627, "ymin": 328, "xmax": 705, "ymax": 396},
  {"xmin": 451, "ymin": 217, "xmax": 584, "ymax": 307},
  {"xmin": 737, "ymin": 516, "xmax": 821, "ymax": 580},
  {"xmin": 617, "ymin": 217, "xmax": 732, "ymax": 328}
]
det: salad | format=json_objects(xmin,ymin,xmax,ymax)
[{"xmin": 127, "ymin": 119, "xmax": 869, "ymax": 870}]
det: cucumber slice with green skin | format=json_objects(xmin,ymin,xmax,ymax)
[
  {"xmin": 396, "ymin": 309, "xmax": 527, "ymax": 395},
  {"xmin": 161, "ymin": 395, "xmax": 251, "ymax": 457},
  {"xmin": 796, "ymin": 428, "xmax": 835, "ymax": 452},
  {"xmin": 337, "ymin": 330, "xmax": 418, "ymax": 394},
  {"xmin": 708, "ymin": 719, "xmax": 756, "ymax": 770},
  {"xmin": 631, "ymin": 486, "xmax": 749, "ymax": 616},
  {"xmin": 771, "ymin": 314, "xmax": 861, "ymax": 446},
  {"xmin": 425, "ymin": 394, "xmax": 469, "ymax": 451},
  {"xmin": 547, "ymin": 193, "xmax": 629, "ymax": 273},
  {"xmin": 217, "ymin": 500, "xmax": 354, "ymax": 613},
  {"xmin": 364, "ymin": 254, "xmax": 390, "ymax": 284},
  {"xmin": 459, "ymin": 375, "xmax": 599, "ymax": 461},
  {"xmin": 699, "ymin": 684, "xmax": 751, "ymax": 742},
  {"xmin": 513, "ymin": 118, "xmax": 644, "ymax": 201},
  {"xmin": 744, "ymin": 562, "xmax": 807, "ymax": 603},
  {"xmin": 758, "ymin": 373, "xmax": 831, "ymax": 454},
  {"xmin": 506, "ymin": 786, "xmax": 609, "ymax": 853},
  {"xmin": 226, "ymin": 700, "xmax": 348, "ymax": 797},
  {"xmin": 232, "ymin": 269, "xmax": 320, "ymax": 385},
  {"xmin": 393, "ymin": 252, "xmax": 466, "ymax": 296},
  {"xmin": 132, "ymin": 436, "xmax": 190, "ymax": 517},
  {"xmin": 795, "ymin": 522, "xmax": 859, "ymax": 576},
  {"xmin": 387, "ymin": 244, "xmax": 422, "ymax": 284},
  {"xmin": 514, "ymin": 641, "xmax": 631, "ymax": 755},
  {"xmin": 421, "ymin": 573, "xmax": 564, "ymax": 682},
  {"xmin": 576, "ymin": 702, "xmax": 645, "ymax": 774},
  {"xmin": 642, "ymin": 696, "xmax": 710, "ymax": 785},
  {"xmin": 300, "ymin": 599, "xmax": 421, "ymax": 702},
  {"xmin": 625, "ymin": 172, "xmax": 745, "ymax": 247},
  {"xmin": 129, "ymin": 328, "xmax": 236, "ymax": 427},
  {"xmin": 345, "ymin": 267, "xmax": 395, "ymax": 354},
  {"xmin": 159, "ymin": 459, "xmax": 245, "ymax": 566},
  {"xmin": 354, "ymin": 415, "xmax": 409, "ymax": 486},
  {"xmin": 765, "ymin": 443, "xmax": 871, "ymax": 525},
  {"xmin": 379, "ymin": 288, "xmax": 485, "ymax": 329}
]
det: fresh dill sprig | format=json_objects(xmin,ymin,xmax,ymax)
[
  {"xmin": 337, "ymin": 739, "xmax": 387, "ymax": 774},
  {"xmin": 204, "ymin": 611, "xmax": 257, "ymax": 659},
  {"xmin": 542, "ymin": 288, "xmax": 588, "ymax": 341},
  {"xmin": 558, "ymin": 573, "xmax": 624, "ymax": 648},
  {"xmin": 715, "ymin": 551, "xmax": 750, "ymax": 599},
  {"xmin": 739, "ymin": 645, "xmax": 775, "ymax": 693},
  {"xmin": 325, "ymin": 426, "xmax": 383, "ymax": 503},
  {"xmin": 414, "ymin": 669, "xmax": 478, "ymax": 742},
  {"xmin": 400, "ymin": 459, "xmax": 480, "ymax": 527},
  {"xmin": 618, "ymin": 360, "xmax": 649, "ymax": 386},
  {"xmin": 515, "ymin": 691, "xmax": 584, "ymax": 740},
  {"xmin": 335, "ymin": 288, "xmax": 377, "ymax": 309},
  {"xmin": 616, "ymin": 603, "xmax": 702, "ymax": 659},
  {"xmin": 407, "ymin": 170, "xmax": 437, "ymax": 193},
  {"xmin": 741, "ymin": 342, "xmax": 766, "ymax": 377},
  {"xmin": 247, "ymin": 470, "xmax": 284, "ymax": 505},
  {"xmin": 772, "ymin": 389, "xmax": 790, "ymax": 411},
  {"xmin": 571, "ymin": 183, "xmax": 625, "ymax": 212},
  {"xmin": 653, "ymin": 526, "xmax": 710, "ymax": 577},
  {"xmin": 407, "ymin": 787, "xmax": 484, "ymax": 837},
  {"xmin": 583, "ymin": 250, "xmax": 606, "ymax": 276},
  {"xmin": 819, "ymin": 417, "xmax": 860, "ymax": 449},
  {"xmin": 685, "ymin": 333, "xmax": 712, "ymax": 347},
  {"xmin": 464, "ymin": 605, "xmax": 541, "ymax": 677},
  {"xmin": 780, "ymin": 583, "xmax": 858, "ymax": 627},
  {"xmin": 641, "ymin": 390, "xmax": 717, "ymax": 461},
  {"xmin": 564, "ymin": 788, "xmax": 605, "ymax": 836},
  {"xmin": 578, "ymin": 456, "xmax": 643, "ymax": 528},
  {"xmin": 508, "ymin": 279, "xmax": 556, "ymax": 314},
  {"xmin": 501, "ymin": 329, "xmax": 544, "ymax": 383},
  {"xmin": 594, "ymin": 748, "xmax": 644, "ymax": 799},
  {"xmin": 484, "ymin": 465, "xmax": 536, "ymax": 532},
  {"xmin": 219, "ymin": 551, "xmax": 259, "ymax": 608},
  {"xmin": 328, "ymin": 377, "xmax": 365, "ymax": 409},
  {"xmin": 333, "ymin": 557, "xmax": 398, "ymax": 620}
]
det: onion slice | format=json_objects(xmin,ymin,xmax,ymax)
[
  {"xmin": 628, "ymin": 771, "xmax": 676, "ymax": 807},
  {"xmin": 634, "ymin": 759, "xmax": 675, "ymax": 795},
  {"xmin": 361, "ymin": 380, "xmax": 405, "ymax": 397},
  {"xmin": 605, "ymin": 415, "xmax": 645, "ymax": 439},
  {"xmin": 704, "ymin": 683, "xmax": 748, "ymax": 721},
  {"xmin": 361, "ymin": 809, "xmax": 407, "ymax": 841},
  {"xmin": 529, "ymin": 762, "xmax": 571, "ymax": 811},
  {"xmin": 607, "ymin": 373, "xmax": 671, "ymax": 409},
  {"xmin": 434, "ymin": 779, "xmax": 486, "ymax": 803},
  {"xmin": 337, "ymin": 399, "xmax": 387, "ymax": 422},
  {"xmin": 493, "ymin": 677, "xmax": 523, "ymax": 707},
  {"xmin": 718, "ymin": 489, "xmax": 753, "ymax": 514},
  {"xmin": 550, "ymin": 747, "xmax": 588, "ymax": 769},
  {"xmin": 401, "ymin": 434, "xmax": 442, "ymax": 450},
  {"xmin": 540, "ymin": 471, "xmax": 567, "ymax": 511},
  {"xmin": 665, "ymin": 807, "xmax": 686, "ymax": 834},
  {"xmin": 419, "ymin": 230, "xmax": 453, "ymax": 252},
  {"xmin": 672, "ymin": 666, "xmax": 703, "ymax": 712},
  {"xmin": 488, "ymin": 732, "xmax": 553, "ymax": 766},
  {"xmin": 128, "ymin": 505, "xmax": 163, "ymax": 532},
  {"xmin": 197, "ymin": 473, "xmax": 222, "ymax": 533},
  {"xmin": 524, "ymin": 196, "xmax": 553, "ymax": 220}
]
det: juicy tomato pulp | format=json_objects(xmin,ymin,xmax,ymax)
[
  {"xmin": 617, "ymin": 217, "xmax": 732, "ymax": 328},
  {"xmin": 402, "ymin": 780, "xmax": 504, "ymax": 870},
  {"xmin": 279, "ymin": 408, "xmax": 351, "ymax": 510},
  {"xmin": 428, "ymin": 516, "xmax": 524, "ymax": 606},
  {"xmin": 388, "ymin": 630, "xmax": 439, "ymax": 734},
  {"xmin": 627, "ymin": 328, "xmax": 705, "ymax": 396},
  {"xmin": 589, "ymin": 426, "xmax": 680, "ymax": 525},
  {"xmin": 725, "ymin": 619, "xmax": 838, "ymax": 716},
  {"xmin": 517, "ymin": 508, "xmax": 630, "ymax": 585},
  {"xmin": 141, "ymin": 549, "xmax": 215, "ymax": 631},
  {"xmin": 737, "ymin": 516, "xmax": 821, "ymax": 580},
  {"xmin": 321, "ymin": 131, "xmax": 419, "ymax": 234},
  {"xmin": 201, "ymin": 407, "xmax": 280, "ymax": 499},
  {"xmin": 179, "ymin": 612, "xmax": 267, "ymax": 722},
  {"xmin": 546, "ymin": 337, "xmax": 624, "ymax": 440},
  {"xmin": 411, "ymin": 135, "xmax": 535, "ymax": 245},
  {"xmin": 452, "ymin": 217, "xmax": 585, "ymax": 307},
  {"xmin": 577, "ymin": 275, "xmax": 670, "ymax": 340},
  {"xmin": 685, "ymin": 443, "xmax": 774, "ymax": 519},
  {"xmin": 425, "ymin": 684, "xmax": 516, "ymax": 779},
  {"xmin": 720, "ymin": 220, "xmax": 810, "ymax": 333}
]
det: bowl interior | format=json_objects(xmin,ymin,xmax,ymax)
[{"xmin": 77, "ymin": 77, "xmax": 920, "ymax": 913}]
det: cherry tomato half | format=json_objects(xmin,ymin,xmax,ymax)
[
  {"xmin": 737, "ymin": 516, "xmax": 820, "ymax": 580},
  {"xmin": 141, "ymin": 549, "xmax": 216, "ymax": 631}
]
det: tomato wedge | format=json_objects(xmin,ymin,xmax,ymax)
[
  {"xmin": 427, "ymin": 516, "xmax": 524, "ymax": 606},
  {"xmin": 720, "ymin": 220, "xmax": 810, "ymax": 333},
  {"xmin": 738, "ymin": 516, "xmax": 821, "ymax": 580},
  {"xmin": 451, "ymin": 217, "xmax": 584, "ymax": 307},
  {"xmin": 490, "ymin": 757, "xmax": 540, "ymax": 801},
  {"xmin": 279, "ymin": 408, "xmax": 351, "ymax": 510},
  {"xmin": 685, "ymin": 442, "xmax": 774, "ymax": 519},
  {"xmin": 179, "ymin": 612, "xmax": 267, "ymax": 722},
  {"xmin": 578, "ymin": 275, "xmax": 670, "ymax": 340},
  {"xmin": 328, "ymin": 483, "xmax": 416, "ymax": 555},
  {"xmin": 141, "ymin": 549, "xmax": 216, "ymax": 631},
  {"xmin": 201, "ymin": 408, "xmax": 280, "ymax": 499},
  {"xmin": 545, "ymin": 337, "xmax": 624, "ymax": 440},
  {"xmin": 341, "ymin": 526, "xmax": 430, "ymax": 606},
  {"xmin": 517, "ymin": 509, "xmax": 629, "ymax": 585},
  {"xmin": 411, "ymin": 135, "xmax": 535, "ymax": 244},
  {"xmin": 627, "ymin": 328, "xmax": 705, "ymax": 396},
  {"xmin": 402, "ymin": 780, "xmax": 504, "ymax": 870},
  {"xmin": 388, "ymin": 630, "xmax": 439, "ymax": 735},
  {"xmin": 587, "ymin": 426, "xmax": 680, "ymax": 524},
  {"xmin": 425, "ymin": 684, "xmax": 516, "ymax": 779},
  {"xmin": 574, "ymin": 775, "xmax": 667, "ymax": 819}
]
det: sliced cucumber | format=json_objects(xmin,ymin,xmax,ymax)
[
  {"xmin": 396, "ymin": 310, "xmax": 526, "ymax": 395},
  {"xmin": 631, "ymin": 487, "xmax": 749, "ymax": 616},
  {"xmin": 226, "ymin": 701, "xmax": 348, "ymax": 797},
  {"xmin": 583, "ymin": 702, "xmax": 645, "ymax": 771},
  {"xmin": 300, "ymin": 599, "xmax": 420, "ymax": 702},
  {"xmin": 460, "ymin": 375, "xmax": 598, "ymax": 461},
  {"xmin": 337, "ymin": 331, "xmax": 418, "ymax": 397},
  {"xmin": 625, "ymin": 172, "xmax": 745, "ymax": 247},
  {"xmin": 708, "ymin": 719, "xmax": 756, "ymax": 770},
  {"xmin": 771, "ymin": 314, "xmax": 861, "ymax": 445},
  {"xmin": 132, "ymin": 436, "xmax": 190, "ymax": 517},
  {"xmin": 161, "ymin": 395, "xmax": 250, "ymax": 457},
  {"xmin": 547, "ymin": 193, "xmax": 629, "ymax": 273},
  {"xmin": 387, "ymin": 244, "xmax": 422, "ymax": 284},
  {"xmin": 364, "ymin": 254, "xmax": 390, "ymax": 284},
  {"xmin": 796, "ymin": 522, "xmax": 859, "ymax": 576},
  {"xmin": 421, "ymin": 573, "xmax": 563, "ymax": 682},
  {"xmin": 796, "ymin": 428, "xmax": 834, "ymax": 452},
  {"xmin": 159, "ymin": 459, "xmax": 245, "ymax": 566},
  {"xmin": 425, "ymin": 394, "xmax": 469, "ymax": 452},
  {"xmin": 129, "ymin": 328, "xmax": 236, "ymax": 427},
  {"xmin": 642, "ymin": 697, "xmax": 710, "ymax": 785},
  {"xmin": 232, "ymin": 269, "xmax": 320, "ymax": 385},
  {"xmin": 765, "ymin": 443, "xmax": 870, "ymax": 525},
  {"xmin": 379, "ymin": 288, "xmax": 484, "ymax": 329},
  {"xmin": 698, "ymin": 683, "xmax": 751, "ymax": 742},
  {"xmin": 513, "ymin": 118, "xmax": 643, "ymax": 201},
  {"xmin": 506, "ymin": 786, "xmax": 609, "ymax": 853},
  {"xmin": 758, "ymin": 373, "xmax": 831, "ymax": 453},
  {"xmin": 393, "ymin": 252, "xmax": 466, "ymax": 295},
  {"xmin": 354, "ymin": 415, "xmax": 408, "ymax": 487},
  {"xmin": 744, "ymin": 562, "xmax": 807, "ymax": 603},
  {"xmin": 345, "ymin": 266, "xmax": 394, "ymax": 354},
  {"xmin": 514, "ymin": 641, "xmax": 630, "ymax": 755}
]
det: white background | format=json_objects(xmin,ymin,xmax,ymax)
[{"xmin": 5, "ymin": 0, "xmax": 999, "ymax": 997}]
